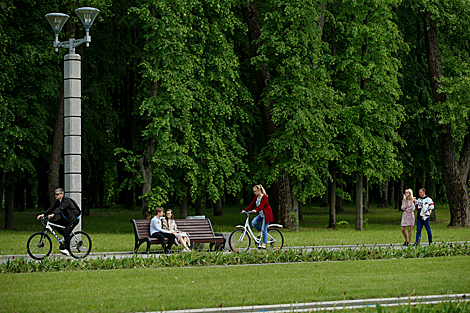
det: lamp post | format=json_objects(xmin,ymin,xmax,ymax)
[{"xmin": 45, "ymin": 7, "xmax": 100, "ymax": 230}]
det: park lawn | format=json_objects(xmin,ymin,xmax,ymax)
[
  {"xmin": 1, "ymin": 204, "xmax": 469, "ymax": 255},
  {"xmin": 0, "ymin": 256, "xmax": 469, "ymax": 312}
]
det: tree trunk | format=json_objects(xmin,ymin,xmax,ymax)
[
  {"xmin": 0, "ymin": 171, "xmax": 5, "ymax": 213},
  {"xmin": 424, "ymin": 12, "xmax": 470, "ymax": 226},
  {"xmin": 355, "ymin": 171, "xmax": 363, "ymax": 231},
  {"xmin": 26, "ymin": 175, "xmax": 34, "ymax": 210},
  {"xmin": 195, "ymin": 195, "xmax": 202, "ymax": 216},
  {"xmin": 213, "ymin": 198, "xmax": 223, "ymax": 216},
  {"xmin": 179, "ymin": 193, "xmax": 188, "ymax": 219},
  {"xmin": 242, "ymin": 1, "xmax": 292, "ymax": 227},
  {"xmin": 15, "ymin": 179, "xmax": 25, "ymax": 211},
  {"xmin": 48, "ymin": 81, "xmax": 64, "ymax": 205},
  {"xmin": 139, "ymin": 135, "xmax": 155, "ymax": 219},
  {"xmin": 357, "ymin": 14, "xmax": 367, "ymax": 226},
  {"xmin": 321, "ymin": 180, "xmax": 329, "ymax": 207},
  {"xmin": 328, "ymin": 166, "xmax": 336, "ymax": 229},
  {"xmin": 389, "ymin": 179, "xmax": 395, "ymax": 208},
  {"xmin": 396, "ymin": 178, "xmax": 404, "ymax": 211},
  {"xmin": 274, "ymin": 173, "xmax": 292, "ymax": 228},
  {"xmin": 363, "ymin": 176, "xmax": 369, "ymax": 213},
  {"xmin": 383, "ymin": 181, "xmax": 389, "ymax": 208},
  {"xmin": 425, "ymin": 175, "xmax": 436, "ymax": 221},
  {"xmin": 5, "ymin": 181, "xmax": 14, "ymax": 230},
  {"xmin": 459, "ymin": 134, "xmax": 470, "ymax": 183},
  {"xmin": 336, "ymin": 169, "xmax": 344, "ymax": 213},
  {"xmin": 291, "ymin": 192, "xmax": 299, "ymax": 232}
]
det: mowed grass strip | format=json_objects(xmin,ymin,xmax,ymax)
[{"xmin": 1, "ymin": 256, "xmax": 469, "ymax": 313}]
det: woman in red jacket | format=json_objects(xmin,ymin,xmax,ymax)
[{"xmin": 243, "ymin": 184, "xmax": 273, "ymax": 249}]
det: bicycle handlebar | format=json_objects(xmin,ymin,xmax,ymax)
[
  {"xmin": 39, "ymin": 216, "xmax": 48, "ymax": 226},
  {"xmin": 39, "ymin": 216, "xmax": 53, "ymax": 226}
]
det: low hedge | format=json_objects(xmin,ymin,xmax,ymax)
[{"xmin": 1, "ymin": 242, "xmax": 469, "ymax": 274}]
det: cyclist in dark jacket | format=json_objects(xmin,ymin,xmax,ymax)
[{"xmin": 37, "ymin": 188, "xmax": 81, "ymax": 256}]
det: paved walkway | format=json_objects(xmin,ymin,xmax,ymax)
[
  {"xmin": 1, "ymin": 241, "xmax": 462, "ymax": 264},
  {"xmin": 143, "ymin": 294, "xmax": 469, "ymax": 313}
]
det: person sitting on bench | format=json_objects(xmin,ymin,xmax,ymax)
[{"xmin": 150, "ymin": 207, "xmax": 176, "ymax": 254}]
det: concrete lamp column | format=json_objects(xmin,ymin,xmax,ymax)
[{"xmin": 64, "ymin": 53, "xmax": 82, "ymax": 231}]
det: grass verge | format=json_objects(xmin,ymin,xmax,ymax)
[
  {"xmin": 2, "ymin": 242, "xmax": 469, "ymax": 273},
  {"xmin": 0, "ymin": 256, "xmax": 469, "ymax": 312}
]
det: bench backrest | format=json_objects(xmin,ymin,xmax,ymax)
[{"xmin": 132, "ymin": 218, "xmax": 217, "ymax": 240}]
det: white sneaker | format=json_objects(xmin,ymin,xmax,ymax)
[
  {"xmin": 183, "ymin": 248, "xmax": 191, "ymax": 252},
  {"xmin": 60, "ymin": 249, "xmax": 70, "ymax": 256}
]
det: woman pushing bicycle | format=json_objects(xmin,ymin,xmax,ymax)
[
  {"xmin": 242, "ymin": 184, "xmax": 273, "ymax": 249},
  {"xmin": 36, "ymin": 188, "xmax": 81, "ymax": 256}
]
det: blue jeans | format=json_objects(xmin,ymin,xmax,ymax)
[
  {"xmin": 251, "ymin": 214, "xmax": 269, "ymax": 244},
  {"xmin": 416, "ymin": 213, "xmax": 432, "ymax": 244}
]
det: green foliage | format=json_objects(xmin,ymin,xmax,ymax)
[
  {"xmin": 249, "ymin": 0, "xmax": 340, "ymax": 202},
  {"xmin": 127, "ymin": 0, "xmax": 252, "ymax": 204},
  {"xmin": 0, "ymin": 0, "xmax": 60, "ymax": 175},
  {"xmin": 396, "ymin": 0, "xmax": 470, "ymax": 198},
  {"xmin": 326, "ymin": 0, "xmax": 405, "ymax": 182}
]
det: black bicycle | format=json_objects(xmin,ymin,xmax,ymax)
[{"xmin": 27, "ymin": 217, "xmax": 92, "ymax": 260}]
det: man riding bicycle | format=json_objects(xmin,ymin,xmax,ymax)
[{"xmin": 37, "ymin": 188, "xmax": 81, "ymax": 256}]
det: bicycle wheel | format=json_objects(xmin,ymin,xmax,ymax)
[
  {"xmin": 69, "ymin": 231, "xmax": 92, "ymax": 259},
  {"xmin": 267, "ymin": 229, "xmax": 284, "ymax": 250},
  {"xmin": 27, "ymin": 232, "xmax": 53, "ymax": 260},
  {"xmin": 228, "ymin": 229, "xmax": 251, "ymax": 252}
]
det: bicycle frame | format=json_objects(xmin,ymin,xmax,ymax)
[
  {"xmin": 235, "ymin": 212, "xmax": 283, "ymax": 245},
  {"xmin": 41, "ymin": 218, "xmax": 66, "ymax": 244}
]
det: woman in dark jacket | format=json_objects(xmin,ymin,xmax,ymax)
[{"xmin": 243, "ymin": 184, "xmax": 273, "ymax": 249}]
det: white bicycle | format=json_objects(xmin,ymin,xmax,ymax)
[
  {"xmin": 228, "ymin": 211, "xmax": 284, "ymax": 251},
  {"xmin": 27, "ymin": 217, "xmax": 92, "ymax": 260}
]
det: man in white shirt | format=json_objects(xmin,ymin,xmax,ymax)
[
  {"xmin": 415, "ymin": 188, "xmax": 434, "ymax": 245},
  {"xmin": 150, "ymin": 207, "xmax": 176, "ymax": 253}
]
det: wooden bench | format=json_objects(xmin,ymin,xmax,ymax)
[{"xmin": 130, "ymin": 218, "xmax": 226, "ymax": 253}]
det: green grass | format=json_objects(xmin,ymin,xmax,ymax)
[
  {"xmin": 1, "ymin": 204, "xmax": 469, "ymax": 255},
  {"xmin": 1, "ymin": 204, "xmax": 469, "ymax": 312},
  {"xmin": 1, "ymin": 256, "xmax": 469, "ymax": 312}
]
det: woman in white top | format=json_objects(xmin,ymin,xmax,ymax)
[{"xmin": 162, "ymin": 209, "xmax": 191, "ymax": 252}]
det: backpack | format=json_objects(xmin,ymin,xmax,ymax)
[{"xmin": 69, "ymin": 198, "xmax": 82, "ymax": 215}]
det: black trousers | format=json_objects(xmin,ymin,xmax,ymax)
[
  {"xmin": 150, "ymin": 232, "xmax": 176, "ymax": 252},
  {"xmin": 54, "ymin": 217, "xmax": 79, "ymax": 252}
]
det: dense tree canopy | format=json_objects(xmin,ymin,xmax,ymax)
[{"xmin": 2, "ymin": 0, "xmax": 470, "ymax": 228}]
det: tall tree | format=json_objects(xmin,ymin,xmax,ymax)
[
  {"xmin": 0, "ymin": 0, "xmax": 60, "ymax": 227},
  {"xmin": 243, "ymin": 0, "xmax": 338, "ymax": 227},
  {"xmin": 420, "ymin": 0, "xmax": 470, "ymax": 226},
  {"xmin": 127, "ymin": 0, "xmax": 251, "ymax": 217},
  {"xmin": 326, "ymin": 0, "xmax": 405, "ymax": 230}
]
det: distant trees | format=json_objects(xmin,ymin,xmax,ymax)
[{"xmin": 1, "ymin": 0, "xmax": 470, "ymax": 228}]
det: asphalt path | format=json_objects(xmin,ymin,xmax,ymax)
[
  {"xmin": 144, "ymin": 294, "xmax": 469, "ymax": 313},
  {"xmin": 1, "ymin": 241, "xmax": 465, "ymax": 264}
]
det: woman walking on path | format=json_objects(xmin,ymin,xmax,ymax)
[
  {"xmin": 162, "ymin": 209, "xmax": 191, "ymax": 252},
  {"xmin": 242, "ymin": 184, "xmax": 273, "ymax": 249},
  {"xmin": 401, "ymin": 189, "xmax": 416, "ymax": 246}
]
